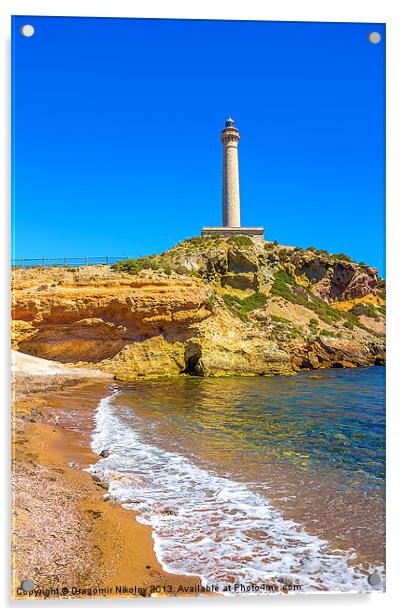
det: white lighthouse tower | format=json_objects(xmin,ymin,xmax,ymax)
[
  {"xmin": 221, "ymin": 116, "xmax": 241, "ymax": 227},
  {"xmin": 202, "ymin": 117, "xmax": 264, "ymax": 239}
]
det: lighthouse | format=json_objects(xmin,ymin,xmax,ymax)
[
  {"xmin": 221, "ymin": 116, "xmax": 241, "ymax": 227},
  {"xmin": 202, "ymin": 117, "xmax": 264, "ymax": 239}
]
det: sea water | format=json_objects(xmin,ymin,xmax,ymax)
[{"xmin": 87, "ymin": 367, "xmax": 385, "ymax": 593}]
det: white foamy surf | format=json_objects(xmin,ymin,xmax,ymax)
[{"xmin": 87, "ymin": 393, "xmax": 384, "ymax": 594}]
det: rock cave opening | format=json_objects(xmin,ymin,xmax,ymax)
[{"xmin": 182, "ymin": 348, "xmax": 203, "ymax": 376}]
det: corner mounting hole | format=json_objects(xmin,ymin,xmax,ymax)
[
  {"xmin": 21, "ymin": 24, "xmax": 35, "ymax": 38},
  {"xmin": 368, "ymin": 32, "xmax": 381, "ymax": 44}
]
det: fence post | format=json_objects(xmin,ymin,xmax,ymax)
[
  {"xmin": 43, "ymin": 258, "xmax": 46, "ymax": 267},
  {"xmin": 85, "ymin": 257, "xmax": 88, "ymax": 266},
  {"xmin": 106, "ymin": 256, "xmax": 109, "ymax": 265},
  {"xmin": 21, "ymin": 259, "xmax": 24, "ymax": 269}
]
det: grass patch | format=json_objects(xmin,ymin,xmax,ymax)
[
  {"xmin": 270, "ymin": 314, "xmax": 292, "ymax": 324},
  {"xmin": 206, "ymin": 294, "xmax": 216, "ymax": 312},
  {"xmin": 320, "ymin": 329, "xmax": 336, "ymax": 337},
  {"xmin": 270, "ymin": 320, "xmax": 304, "ymax": 340},
  {"xmin": 271, "ymin": 270, "xmax": 344, "ymax": 325},
  {"xmin": 222, "ymin": 291, "xmax": 266, "ymax": 320}
]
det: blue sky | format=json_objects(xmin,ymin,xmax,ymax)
[{"xmin": 12, "ymin": 17, "xmax": 385, "ymax": 273}]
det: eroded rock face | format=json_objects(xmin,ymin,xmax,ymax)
[
  {"xmin": 294, "ymin": 258, "xmax": 379, "ymax": 302},
  {"xmin": 336, "ymin": 267, "xmax": 378, "ymax": 301},
  {"xmin": 12, "ymin": 272, "xmax": 209, "ymax": 364},
  {"xmin": 11, "ymin": 267, "xmax": 294, "ymax": 379},
  {"xmin": 11, "ymin": 237, "xmax": 385, "ymax": 379},
  {"xmin": 166, "ymin": 239, "xmax": 380, "ymax": 303},
  {"xmin": 221, "ymin": 272, "xmax": 259, "ymax": 291},
  {"xmin": 299, "ymin": 259, "xmax": 329, "ymax": 283},
  {"xmin": 227, "ymin": 247, "xmax": 259, "ymax": 273},
  {"xmin": 197, "ymin": 310, "xmax": 293, "ymax": 377},
  {"xmin": 289, "ymin": 336, "xmax": 385, "ymax": 370}
]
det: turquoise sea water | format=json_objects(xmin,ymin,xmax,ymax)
[{"xmin": 89, "ymin": 367, "xmax": 385, "ymax": 592}]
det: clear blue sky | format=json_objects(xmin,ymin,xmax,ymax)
[{"xmin": 12, "ymin": 17, "xmax": 385, "ymax": 273}]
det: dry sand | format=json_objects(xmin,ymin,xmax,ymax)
[{"xmin": 12, "ymin": 353, "xmax": 204, "ymax": 600}]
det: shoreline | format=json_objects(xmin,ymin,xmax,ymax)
[
  {"xmin": 11, "ymin": 353, "xmax": 385, "ymax": 597},
  {"xmin": 12, "ymin": 361, "xmax": 205, "ymax": 600}
]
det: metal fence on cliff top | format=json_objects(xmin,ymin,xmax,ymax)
[{"xmin": 11, "ymin": 256, "xmax": 129, "ymax": 269}]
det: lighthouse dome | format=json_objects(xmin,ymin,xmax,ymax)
[{"xmin": 224, "ymin": 116, "xmax": 236, "ymax": 128}]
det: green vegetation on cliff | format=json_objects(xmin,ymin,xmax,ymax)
[
  {"xmin": 111, "ymin": 256, "xmax": 197, "ymax": 277},
  {"xmin": 222, "ymin": 291, "xmax": 266, "ymax": 320},
  {"xmin": 271, "ymin": 270, "xmax": 343, "ymax": 325}
]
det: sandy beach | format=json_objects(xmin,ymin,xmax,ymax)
[{"xmin": 11, "ymin": 352, "xmax": 203, "ymax": 599}]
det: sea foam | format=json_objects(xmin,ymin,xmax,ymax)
[{"xmin": 87, "ymin": 393, "xmax": 384, "ymax": 594}]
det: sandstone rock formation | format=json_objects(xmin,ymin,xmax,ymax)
[{"xmin": 11, "ymin": 237, "xmax": 385, "ymax": 379}]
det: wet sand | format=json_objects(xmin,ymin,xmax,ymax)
[{"xmin": 12, "ymin": 377, "xmax": 204, "ymax": 600}]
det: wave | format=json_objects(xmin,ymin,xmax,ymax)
[{"xmin": 86, "ymin": 393, "xmax": 384, "ymax": 594}]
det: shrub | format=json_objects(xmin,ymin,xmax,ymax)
[
  {"xmin": 241, "ymin": 292, "xmax": 266, "ymax": 313},
  {"xmin": 187, "ymin": 269, "xmax": 200, "ymax": 278},
  {"xmin": 183, "ymin": 236, "xmax": 205, "ymax": 245},
  {"xmin": 272, "ymin": 269, "xmax": 294, "ymax": 288},
  {"xmin": 270, "ymin": 314, "xmax": 292, "ymax": 324},
  {"xmin": 174, "ymin": 264, "xmax": 189, "ymax": 275},
  {"xmin": 349, "ymin": 303, "xmax": 378, "ymax": 319},
  {"xmin": 222, "ymin": 292, "xmax": 266, "ymax": 319},
  {"xmin": 227, "ymin": 235, "xmax": 253, "ymax": 248},
  {"xmin": 309, "ymin": 297, "xmax": 343, "ymax": 325},
  {"xmin": 206, "ymin": 294, "xmax": 216, "ymax": 312},
  {"xmin": 278, "ymin": 248, "xmax": 289, "ymax": 259},
  {"xmin": 271, "ymin": 270, "xmax": 301, "ymax": 304},
  {"xmin": 331, "ymin": 253, "xmax": 353, "ymax": 263},
  {"xmin": 111, "ymin": 258, "xmax": 143, "ymax": 274},
  {"xmin": 320, "ymin": 329, "xmax": 335, "ymax": 337},
  {"xmin": 112, "ymin": 257, "xmax": 160, "ymax": 274}
]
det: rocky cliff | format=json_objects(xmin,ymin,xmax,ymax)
[{"xmin": 12, "ymin": 236, "xmax": 385, "ymax": 379}]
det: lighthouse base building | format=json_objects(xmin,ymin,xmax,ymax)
[
  {"xmin": 201, "ymin": 226, "xmax": 264, "ymax": 239},
  {"xmin": 201, "ymin": 117, "xmax": 264, "ymax": 240}
]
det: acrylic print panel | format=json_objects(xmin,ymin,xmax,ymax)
[{"xmin": 11, "ymin": 15, "xmax": 385, "ymax": 599}]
